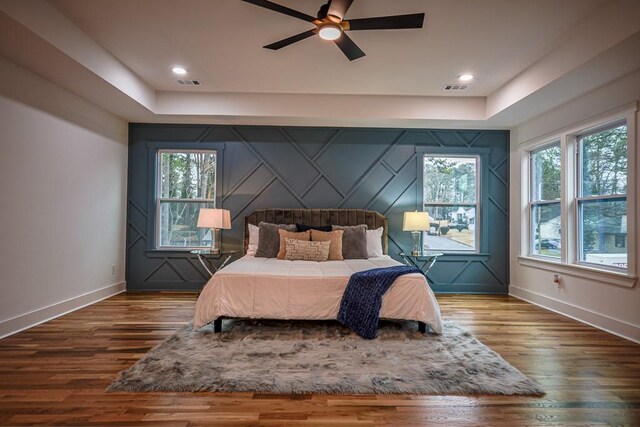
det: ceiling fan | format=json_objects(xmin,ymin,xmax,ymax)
[{"xmin": 242, "ymin": 0, "xmax": 425, "ymax": 61}]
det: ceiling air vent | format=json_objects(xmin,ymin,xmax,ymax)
[
  {"xmin": 176, "ymin": 79, "xmax": 201, "ymax": 86},
  {"xmin": 442, "ymin": 84, "xmax": 469, "ymax": 91}
]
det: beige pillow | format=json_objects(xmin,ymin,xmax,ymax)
[
  {"xmin": 277, "ymin": 229, "xmax": 310, "ymax": 259},
  {"xmin": 310, "ymin": 229, "xmax": 344, "ymax": 260},
  {"xmin": 284, "ymin": 238, "xmax": 331, "ymax": 262}
]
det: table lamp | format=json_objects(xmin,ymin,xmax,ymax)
[
  {"xmin": 403, "ymin": 211, "xmax": 430, "ymax": 256},
  {"xmin": 197, "ymin": 208, "xmax": 231, "ymax": 254}
]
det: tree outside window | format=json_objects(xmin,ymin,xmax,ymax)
[
  {"xmin": 530, "ymin": 143, "xmax": 561, "ymax": 258},
  {"xmin": 578, "ymin": 123, "xmax": 627, "ymax": 269},
  {"xmin": 156, "ymin": 150, "xmax": 216, "ymax": 249},
  {"xmin": 423, "ymin": 155, "xmax": 479, "ymax": 251}
]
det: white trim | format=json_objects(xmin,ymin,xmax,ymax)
[
  {"xmin": 518, "ymin": 256, "xmax": 636, "ymax": 288},
  {"xmin": 518, "ymin": 102, "xmax": 638, "ymax": 147},
  {"xmin": 0, "ymin": 281, "xmax": 126, "ymax": 339},
  {"xmin": 509, "ymin": 284, "xmax": 640, "ymax": 344}
]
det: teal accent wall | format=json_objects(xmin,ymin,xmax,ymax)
[{"xmin": 127, "ymin": 124, "xmax": 509, "ymax": 293}]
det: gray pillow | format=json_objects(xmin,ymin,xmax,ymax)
[
  {"xmin": 255, "ymin": 222, "xmax": 296, "ymax": 258},
  {"xmin": 332, "ymin": 224, "xmax": 368, "ymax": 259}
]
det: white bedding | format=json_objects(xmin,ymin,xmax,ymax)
[{"xmin": 193, "ymin": 255, "xmax": 443, "ymax": 333}]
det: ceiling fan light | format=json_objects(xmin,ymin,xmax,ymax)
[{"xmin": 319, "ymin": 24, "xmax": 342, "ymax": 41}]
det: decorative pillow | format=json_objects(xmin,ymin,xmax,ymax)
[
  {"xmin": 255, "ymin": 222, "xmax": 296, "ymax": 258},
  {"xmin": 246, "ymin": 223, "xmax": 259, "ymax": 256},
  {"xmin": 284, "ymin": 238, "xmax": 331, "ymax": 262},
  {"xmin": 277, "ymin": 229, "xmax": 311, "ymax": 259},
  {"xmin": 310, "ymin": 229, "xmax": 344, "ymax": 260},
  {"xmin": 296, "ymin": 223, "xmax": 332, "ymax": 232},
  {"xmin": 366, "ymin": 227, "xmax": 384, "ymax": 257},
  {"xmin": 332, "ymin": 224, "xmax": 368, "ymax": 259}
]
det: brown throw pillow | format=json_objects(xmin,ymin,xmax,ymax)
[
  {"xmin": 310, "ymin": 229, "xmax": 344, "ymax": 260},
  {"xmin": 284, "ymin": 238, "xmax": 331, "ymax": 262},
  {"xmin": 332, "ymin": 224, "xmax": 368, "ymax": 259},
  {"xmin": 277, "ymin": 229, "xmax": 310, "ymax": 259},
  {"xmin": 255, "ymin": 222, "xmax": 296, "ymax": 258}
]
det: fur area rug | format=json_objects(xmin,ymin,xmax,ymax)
[{"xmin": 108, "ymin": 319, "xmax": 544, "ymax": 395}]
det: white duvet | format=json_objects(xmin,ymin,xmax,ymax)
[{"xmin": 193, "ymin": 255, "xmax": 443, "ymax": 334}]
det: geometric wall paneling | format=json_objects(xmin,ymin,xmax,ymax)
[
  {"xmin": 451, "ymin": 262, "xmax": 503, "ymax": 286},
  {"xmin": 424, "ymin": 260, "xmax": 470, "ymax": 285},
  {"xmin": 127, "ymin": 124, "xmax": 509, "ymax": 292}
]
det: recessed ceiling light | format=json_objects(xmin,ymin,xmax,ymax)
[
  {"xmin": 172, "ymin": 66, "xmax": 188, "ymax": 75},
  {"xmin": 319, "ymin": 24, "xmax": 342, "ymax": 41},
  {"xmin": 458, "ymin": 74, "xmax": 474, "ymax": 82}
]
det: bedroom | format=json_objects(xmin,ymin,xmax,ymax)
[{"xmin": 0, "ymin": 0, "xmax": 639, "ymax": 425}]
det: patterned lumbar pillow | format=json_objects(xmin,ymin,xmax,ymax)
[
  {"xmin": 284, "ymin": 238, "xmax": 331, "ymax": 261},
  {"xmin": 277, "ymin": 229, "xmax": 311, "ymax": 259},
  {"xmin": 310, "ymin": 229, "xmax": 344, "ymax": 260}
]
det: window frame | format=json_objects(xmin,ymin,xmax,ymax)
[
  {"xmin": 422, "ymin": 154, "xmax": 481, "ymax": 253},
  {"xmin": 518, "ymin": 103, "xmax": 637, "ymax": 285},
  {"xmin": 417, "ymin": 146, "xmax": 491, "ymax": 255},
  {"xmin": 155, "ymin": 149, "xmax": 217, "ymax": 250},
  {"xmin": 145, "ymin": 141, "xmax": 225, "ymax": 252},
  {"xmin": 528, "ymin": 141, "xmax": 561, "ymax": 259},
  {"xmin": 575, "ymin": 120, "xmax": 628, "ymax": 272}
]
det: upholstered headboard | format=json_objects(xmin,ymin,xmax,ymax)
[{"xmin": 243, "ymin": 208, "xmax": 388, "ymax": 255}]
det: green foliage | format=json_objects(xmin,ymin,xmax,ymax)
[
  {"xmin": 159, "ymin": 152, "xmax": 217, "ymax": 246},
  {"xmin": 423, "ymin": 156, "xmax": 476, "ymax": 204},
  {"xmin": 581, "ymin": 125, "xmax": 627, "ymax": 196},
  {"xmin": 580, "ymin": 125, "xmax": 627, "ymax": 256},
  {"xmin": 532, "ymin": 144, "xmax": 561, "ymax": 201}
]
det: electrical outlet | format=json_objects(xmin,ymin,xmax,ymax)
[{"xmin": 111, "ymin": 264, "xmax": 116, "ymax": 275}]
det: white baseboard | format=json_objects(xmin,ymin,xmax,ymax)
[
  {"xmin": 509, "ymin": 284, "xmax": 640, "ymax": 344},
  {"xmin": 0, "ymin": 281, "xmax": 126, "ymax": 339}
]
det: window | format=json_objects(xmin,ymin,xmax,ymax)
[
  {"xmin": 577, "ymin": 122, "xmax": 627, "ymax": 269},
  {"xmin": 422, "ymin": 155, "xmax": 479, "ymax": 252},
  {"xmin": 524, "ymin": 114, "xmax": 632, "ymax": 274},
  {"xmin": 156, "ymin": 150, "xmax": 217, "ymax": 249},
  {"xmin": 530, "ymin": 143, "xmax": 561, "ymax": 258}
]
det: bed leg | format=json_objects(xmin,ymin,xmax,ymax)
[
  {"xmin": 418, "ymin": 321, "xmax": 426, "ymax": 333},
  {"xmin": 213, "ymin": 318, "xmax": 222, "ymax": 333}
]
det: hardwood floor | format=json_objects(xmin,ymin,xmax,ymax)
[{"xmin": 1, "ymin": 293, "xmax": 639, "ymax": 426}]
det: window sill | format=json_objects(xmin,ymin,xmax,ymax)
[
  {"xmin": 518, "ymin": 256, "xmax": 637, "ymax": 288},
  {"xmin": 145, "ymin": 249, "xmax": 208, "ymax": 257}
]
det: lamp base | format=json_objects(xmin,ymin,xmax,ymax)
[
  {"xmin": 210, "ymin": 228, "xmax": 220, "ymax": 254},
  {"xmin": 411, "ymin": 231, "xmax": 422, "ymax": 256}
]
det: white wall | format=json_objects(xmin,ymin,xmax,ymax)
[
  {"xmin": 0, "ymin": 56, "xmax": 128, "ymax": 337},
  {"xmin": 510, "ymin": 70, "xmax": 640, "ymax": 343}
]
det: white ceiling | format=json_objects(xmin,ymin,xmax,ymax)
[
  {"xmin": 1, "ymin": 0, "xmax": 639, "ymax": 128},
  {"xmin": 50, "ymin": 0, "xmax": 603, "ymax": 96}
]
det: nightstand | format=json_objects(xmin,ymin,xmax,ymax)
[
  {"xmin": 399, "ymin": 251, "xmax": 444, "ymax": 273},
  {"xmin": 190, "ymin": 250, "xmax": 237, "ymax": 277}
]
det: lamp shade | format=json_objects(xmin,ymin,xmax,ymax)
[
  {"xmin": 402, "ymin": 211, "xmax": 430, "ymax": 232},
  {"xmin": 197, "ymin": 208, "xmax": 231, "ymax": 229}
]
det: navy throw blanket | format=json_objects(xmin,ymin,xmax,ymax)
[{"xmin": 338, "ymin": 265, "xmax": 422, "ymax": 339}]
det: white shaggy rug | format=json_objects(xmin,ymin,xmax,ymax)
[{"xmin": 108, "ymin": 319, "xmax": 544, "ymax": 395}]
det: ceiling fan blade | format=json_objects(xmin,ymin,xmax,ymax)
[
  {"xmin": 334, "ymin": 33, "xmax": 365, "ymax": 61},
  {"xmin": 242, "ymin": 0, "xmax": 315, "ymax": 22},
  {"xmin": 346, "ymin": 13, "xmax": 425, "ymax": 31},
  {"xmin": 327, "ymin": 0, "xmax": 354, "ymax": 21},
  {"xmin": 264, "ymin": 29, "xmax": 316, "ymax": 50}
]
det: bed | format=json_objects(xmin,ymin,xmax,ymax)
[{"xmin": 193, "ymin": 208, "xmax": 443, "ymax": 334}]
